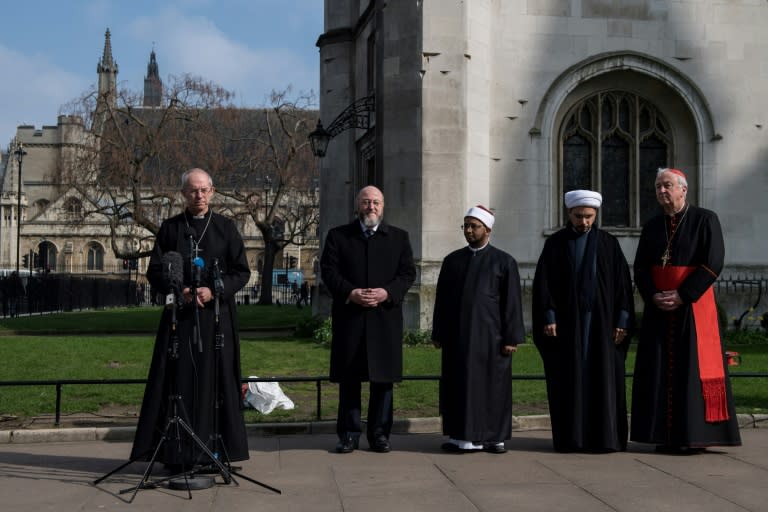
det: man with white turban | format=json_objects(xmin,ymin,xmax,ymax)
[
  {"xmin": 432, "ymin": 205, "xmax": 525, "ymax": 453},
  {"xmin": 532, "ymin": 190, "xmax": 635, "ymax": 452}
]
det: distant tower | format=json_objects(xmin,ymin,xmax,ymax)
[
  {"xmin": 143, "ymin": 48, "xmax": 163, "ymax": 107},
  {"xmin": 97, "ymin": 28, "xmax": 118, "ymax": 105},
  {"xmin": 95, "ymin": 28, "xmax": 118, "ymax": 133}
]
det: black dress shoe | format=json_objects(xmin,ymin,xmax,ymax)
[
  {"xmin": 370, "ymin": 436, "xmax": 391, "ymax": 453},
  {"xmin": 483, "ymin": 442, "xmax": 507, "ymax": 454},
  {"xmin": 336, "ymin": 435, "xmax": 359, "ymax": 453},
  {"xmin": 440, "ymin": 442, "xmax": 476, "ymax": 454},
  {"xmin": 655, "ymin": 445, "xmax": 706, "ymax": 455}
]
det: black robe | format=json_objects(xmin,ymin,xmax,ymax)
[
  {"xmin": 631, "ymin": 204, "xmax": 741, "ymax": 447},
  {"xmin": 431, "ymin": 245, "xmax": 525, "ymax": 443},
  {"xmin": 532, "ymin": 226, "xmax": 634, "ymax": 452},
  {"xmin": 130, "ymin": 210, "xmax": 251, "ymax": 465}
]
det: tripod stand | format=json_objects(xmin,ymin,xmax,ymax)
[
  {"xmin": 94, "ymin": 299, "xmax": 235, "ymax": 501},
  {"xmin": 190, "ymin": 258, "xmax": 281, "ymax": 494},
  {"xmin": 94, "ymin": 261, "xmax": 280, "ymax": 500}
]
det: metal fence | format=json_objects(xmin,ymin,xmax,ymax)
[
  {"xmin": 0, "ymin": 273, "xmax": 309, "ymax": 318},
  {"xmin": 0, "ymin": 372, "xmax": 764, "ymax": 427}
]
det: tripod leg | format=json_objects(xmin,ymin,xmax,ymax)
[
  {"xmin": 121, "ymin": 433, "xmax": 171, "ymax": 502},
  {"xmin": 230, "ymin": 470, "xmax": 282, "ymax": 494},
  {"xmin": 92, "ymin": 458, "xmax": 135, "ymax": 485},
  {"xmin": 175, "ymin": 417, "xmax": 234, "ymax": 484}
]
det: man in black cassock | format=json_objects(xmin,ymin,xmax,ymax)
[
  {"xmin": 533, "ymin": 190, "xmax": 634, "ymax": 453},
  {"xmin": 131, "ymin": 168, "xmax": 251, "ymax": 470},
  {"xmin": 631, "ymin": 168, "xmax": 741, "ymax": 453},
  {"xmin": 320, "ymin": 185, "xmax": 416, "ymax": 454},
  {"xmin": 432, "ymin": 205, "xmax": 525, "ymax": 454}
]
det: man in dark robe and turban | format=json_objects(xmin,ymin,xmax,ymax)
[
  {"xmin": 432, "ymin": 205, "xmax": 525, "ymax": 454},
  {"xmin": 533, "ymin": 190, "xmax": 634, "ymax": 452}
]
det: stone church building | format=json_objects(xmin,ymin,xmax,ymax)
[
  {"xmin": 0, "ymin": 30, "xmax": 318, "ymax": 290},
  {"xmin": 315, "ymin": 0, "xmax": 768, "ymax": 329}
]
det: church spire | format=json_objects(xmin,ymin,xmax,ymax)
[
  {"xmin": 143, "ymin": 47, "xmax": 163, "ymax": 107},
  {"xmin": 97, "ymin": 28, "xmax": 118, "ymax": 105},
  {"xmin": 95, "ymin": 28, "xmax": 119, "ymax": 133}
]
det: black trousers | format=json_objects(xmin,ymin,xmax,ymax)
[{"xmin": 336, "ymin": 381, "xmax": 393, "ymax": 442}]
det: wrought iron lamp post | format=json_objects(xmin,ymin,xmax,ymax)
[
  {"xmin": 13, "ymin": 140, "xmax": 27, "ymax": 273},
  {"xmin": 263, "ymin": 175, "xmax": 272, "ymax": 217},
  {"xmin": 308, "ymin": 94, "xmax": 376, "ymax": 158}
]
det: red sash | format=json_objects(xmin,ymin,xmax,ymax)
[{"xmin": 652, "ymin": 265, "xmax": 729, "ymax": 423}]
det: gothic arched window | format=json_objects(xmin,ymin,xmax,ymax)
[
  {"xmin": 64, "ymin": 197, "xmax": 84, "ymax": 220},
  {"xmin": 37, "ymin": 241, "xmax": 58, "ymax": 271},
  {"xmin": 560, "ymin": 91, "xmax": 672, "ymax": 228},
  {"xmin": 87, "ymin": 242, "xmax": 105, "ymax": 271}
]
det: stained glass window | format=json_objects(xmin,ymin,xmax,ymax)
[{"xmin": 560, "ymin": 91, "xmax": 671, "ymax": 228}]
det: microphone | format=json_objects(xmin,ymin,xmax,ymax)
[
  {"xmin": 212, "ymin": 258, "xmax": 224, "ymax": 296},
  {"xmin": 192, "ymin": 256, "xmax": 205, "ymax": 287},
  {"xmin": 161, "ymin": 251, "xmax": 184, "ymax": 307}
]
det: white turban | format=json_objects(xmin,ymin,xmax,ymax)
[
  {"xmin": 564, "ymin": 190, "xmax": 602, "ymax": 209},
  {"xmin": 465, "ymin": 205, "xmax": 495, "ymax": 229}
]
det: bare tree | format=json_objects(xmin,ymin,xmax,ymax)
[
  {"xmin": 61, "ymin": 74, "xmax": 238, "ymax": 260},
  {"xmin": 60, "ymin": 79, "xmax": 319, "ymax": 303},
  {"xmin": 213, "ymin": 89, "xmax": 319, "ymax": 305}
]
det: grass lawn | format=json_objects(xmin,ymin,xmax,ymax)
[
  {"xmin": 0, "ymin": 305, "xmax": 766, "ymax": 424},
  {"xmin": 0, "ymin": 304, "xmax": 313, "ymax": 334}
]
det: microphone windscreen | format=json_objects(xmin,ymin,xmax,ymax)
[{"xmin": 161, "ymin": 251, "xmax": 184, "ymax": 290}]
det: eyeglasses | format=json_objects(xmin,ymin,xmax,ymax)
[
  {"xmin": 461, "ymin": 223, "xmax": 485, "ymax": 230},
  {"xmin": 185, "ymin": 187, "xmax": 212, "ymax": 195},
  {"xmin": 359, "ymin": 199, "xmax": 382, "ymax": 207}
]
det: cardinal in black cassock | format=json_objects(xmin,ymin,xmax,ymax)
[
  {"xmin": 533, "ymin": 190, "xmax": 634, "ymax": 453},
  {"xmin": 130, "ymin": 169, "xmax": 251, "ymax": 468},
  {"xmin": 432, "ymin": 206, "xmax": 525, "ymax": 454},
  {"xmin": 631, "ymin": 168, "xmax": 740, "ymax": 452}
]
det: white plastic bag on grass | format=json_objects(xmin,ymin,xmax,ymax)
[{"xmin": 242, "ymin": 376, "xmax": 295, "ymax": 414}]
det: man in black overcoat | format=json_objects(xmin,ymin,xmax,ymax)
[
  {"xmin": 130, "ymin": 168, "xmax": 251, "ymax": 470},
  {"xmin": 533, "ymin": 190, "xmax": 634, "ymax": 453},
  {"xmin": 320, "ymin": 185, "xmax": 416, "ymax": 453}
]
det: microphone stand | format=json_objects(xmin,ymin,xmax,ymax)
[
  {"xmin": 188, "ymin": 234, "xmax": 203, "ymax": 353},
  {"xmin": 94, "ymin": 284, "xmax": 230, "ymax": 500},
  {"xmin": 195, "ymin": 258, "xmax": 282, "ymax": 494}
]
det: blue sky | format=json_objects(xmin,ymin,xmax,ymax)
[{"xmin": 0, "ymin": 0, "xmax": 323, "ymax": 145}]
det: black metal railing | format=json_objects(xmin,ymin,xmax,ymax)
[{"xmin": 1, "ymin": 372, "xmax": 765, "ymax": 428}]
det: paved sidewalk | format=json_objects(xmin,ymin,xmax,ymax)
[{"xmin": 0, "ymin": 424, "xmax": 766, "ymax": 512}]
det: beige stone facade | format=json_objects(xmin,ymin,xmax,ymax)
[
  {"xmin": 0, "ymin": 34, "xmax": 319, "ymax": 289},
  {"xmin": 317, "ymin": 0, "xmax": 768, "ymax": 329}
]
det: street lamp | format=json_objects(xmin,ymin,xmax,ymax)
[
  {"xmin": 13, "ymin": 140, "xmax": 27, "ymax": 273},
  {"xmin": 308, "ymin": 94, "xmax": 376, "ymax": 158},
  {"xmin": 263, "ymin": 175, "xmax": 272, "ymax": 217}
]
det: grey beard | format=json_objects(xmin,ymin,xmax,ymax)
[{"xmin": 360, "ymin": 213, "xmax": 382, "ymax": 228}]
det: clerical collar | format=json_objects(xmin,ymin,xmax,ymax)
[
  {"xmin": 188, "ymin": 209, "xmax": 210, "ymax": 220},
  {"xmin": 468, "ymin": 241, "xmax": 489, "ymax": 253},
  {"xmin": 668, "ymin": 203, "xmax": 689, "ymax": 218}
]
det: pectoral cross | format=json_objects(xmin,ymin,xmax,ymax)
[{"xmin": 661, "ymin": 249, "xmax": 670, "ymax": 268}]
